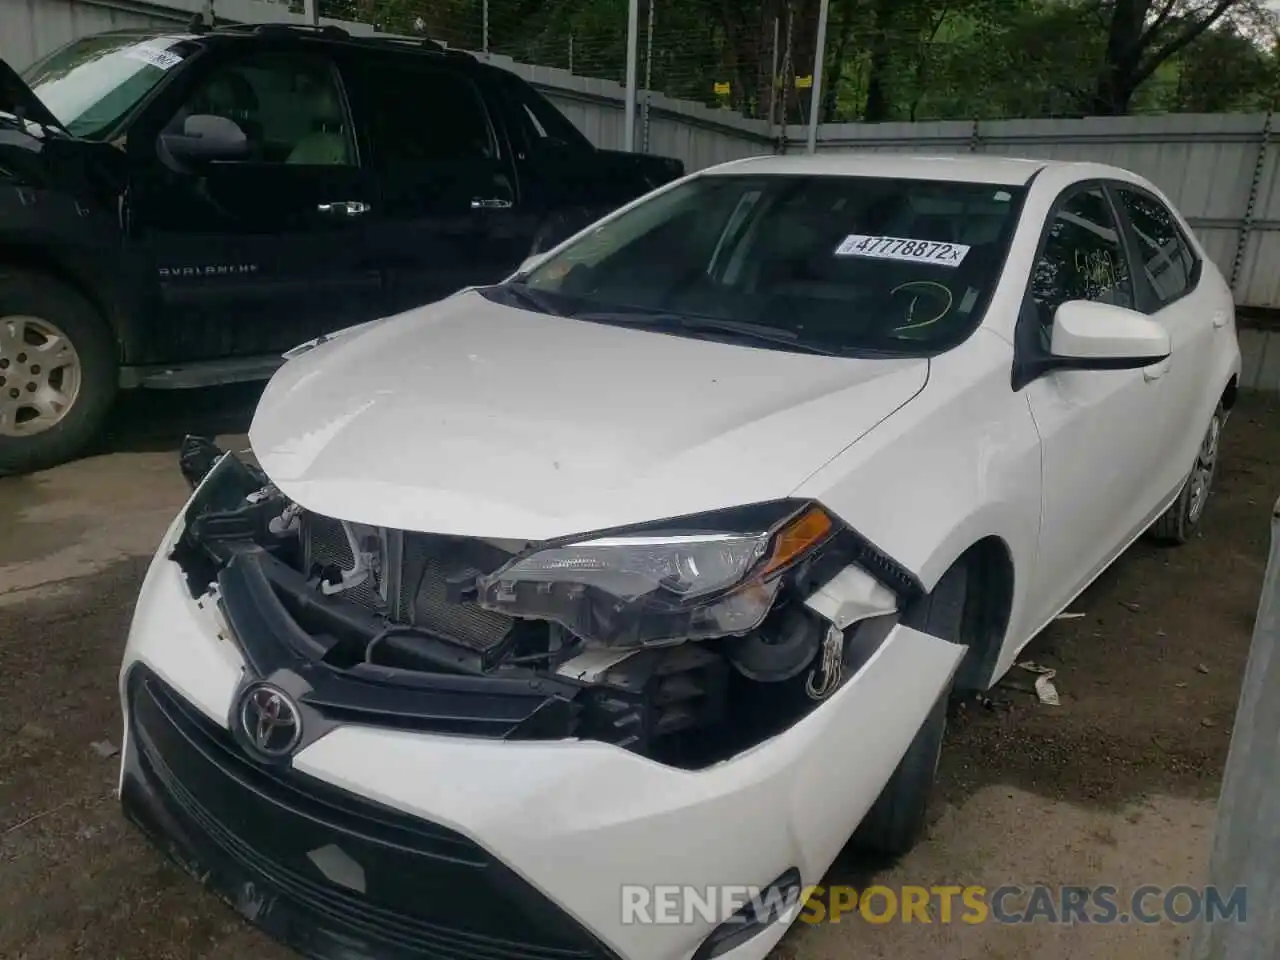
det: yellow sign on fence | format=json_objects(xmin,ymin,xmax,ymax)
[
  {"xmin": 713, "ymin": 82, "xmax": 731, "ymax": 95},
  {"xmin": 795, "ymin": 74, "xmax": 813, "ymax": 89}
]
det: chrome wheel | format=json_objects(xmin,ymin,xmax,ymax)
[
  {"xmin": 0, "ymin": 315, "xmax": 82, "ymax": 438},
  {"xmin": 1186, "ymin": 411, "xmax": 1221, "ymax": 525}
]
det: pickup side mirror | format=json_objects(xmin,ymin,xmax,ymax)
[
  {"xmin": 1049, "ymin": 299, "xmax": 1171, "ymax": 368},
  {"xmin": 159, "ymin": 114, "xmax": 249, "ymax": 164}
]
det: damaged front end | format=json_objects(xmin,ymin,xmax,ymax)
[{"xmin": 172, "ymin": 436, "xmax": 923, "ymax": 769}]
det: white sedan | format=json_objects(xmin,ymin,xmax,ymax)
[{"xmin": 119, "ymin": 154, "xmax": 1239, "ymax": 960}]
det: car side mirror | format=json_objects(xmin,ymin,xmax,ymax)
[
  {"xmin": 1049, "ymin": 299, "xmax": 1171, "ymax": 369},
  {"xmin": 159, "ymin": 114, "xmax": 249, "ymax": 164}
]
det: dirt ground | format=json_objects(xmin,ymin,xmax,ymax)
[{"xmin": 0, "ymin": 387, "xmax": 1276, "ymax": 960}]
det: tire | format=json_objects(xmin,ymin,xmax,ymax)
[
  {"xmin": 1147, "ymin": 401, "xmax": 1224, "ymax": 546},
  {"xmin": 852, "ymin": 560, "xmax": 972, "ymax": 857},
  {"xmin": 0, "ymin": 269, "xmax": 118, "ymax": 475}
]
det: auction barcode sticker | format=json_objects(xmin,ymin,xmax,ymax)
[
  {"xmin": 124, "ymin": 45, "xmax": 183, "ymax": 71},
  {"xmin": 834, "ymin": 234, "xmax": 970, "ymax": 267}
]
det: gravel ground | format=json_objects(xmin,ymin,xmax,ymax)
[{"xmin": 0, "ymin": 386, "xmax": 1276, "ymax": 960}]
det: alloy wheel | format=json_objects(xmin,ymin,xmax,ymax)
[
  {"xmin": 0, "ymin": 315, "xmax": 82, "ymax": 438},
  {"xmin": 1186, "ymin": 411, "xmax": 1221, "ymax": 525}
]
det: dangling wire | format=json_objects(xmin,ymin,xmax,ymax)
[{"xmin": 806, "ymin": 623, "xmax": 845, "ymax": 700}]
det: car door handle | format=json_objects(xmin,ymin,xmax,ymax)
[
  {"xmin": 318, "ymin": 201, "xmax": 370, "ymax": 217},
  {"xmin": 470, "ymin": 197, "xmax": 513, "ymax": 209},
  {"xmin": 1144, "ymin": 358, "xmax": 1172, "ymax": 382},
  {"xmin": 1212, "ymin": 310, "xmax": 1228, "ymax": 328}
]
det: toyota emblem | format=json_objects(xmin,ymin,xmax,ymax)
[{"xmin": 239, "ymin": 684, "xmax": 302, "ymax": 757}]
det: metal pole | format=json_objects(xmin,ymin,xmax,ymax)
[
  {"xmin": 641, "ymin": 0, "xmax": 655, "ymax": 154},
  {"xmin": 303, "ymin": 0, "xmax": 317, "ymax": 25},
  {"xmin": 482, "ymin": 0, "xmax": 489, "ymax": 51},
  {"xmin": 767, "ymin": 16, "xmax": 780, "ymax": 134},
  {"xmin": 569, "ymin": 34, "xmax": 575, "ymax": 74},
  {"xmin": 1189, "ymin": 495, "xmax": 1280, "ymax": 960},
  {"xmin": 805, "ymin": 0, "xmax": 831, "ymax": 154},
  {"xmin": 777, "ymin": 5, "xmax": 795, "ymax": 151},
  {"xmin": 624, "ymin": 0, "xmax": 641, "ymax": 152},
  {"xmin": 1229, "ymin": 110, "xmax": 1272, "ymax": 297}
]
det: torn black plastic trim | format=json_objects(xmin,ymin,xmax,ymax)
[
  {"xmin": 796, "ymin": 525, "xmax": 924, "ymax": 608},
  {"xmin": 215, "ymin": 547, "xmax": 580, "ymax": 737}
]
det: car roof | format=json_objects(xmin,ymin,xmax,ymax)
[{"xmin": 702, "ymin": 153, "xmax": 1054, "ymax": 186}]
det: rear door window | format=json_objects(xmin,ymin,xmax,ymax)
[
  {"xmin": 356, "ymin": 58, "xmax": 497, "ymax": 171},
  {"xmin": 1112, "ymin": 185, "xmax": 1199, "ymax": 309}
]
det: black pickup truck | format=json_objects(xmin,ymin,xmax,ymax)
[{"xmin": 0, "ymin": 22, "xmax": 684, "ymax": 472}]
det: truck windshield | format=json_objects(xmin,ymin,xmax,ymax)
[
  {"xmin": 22, "ymin": 34, "xmax": 195, "ymax": 139},
  {"xmin": 513, "ymin": 174, "xmax": 1027, "ymax": 356}
]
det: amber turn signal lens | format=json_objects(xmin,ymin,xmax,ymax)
[{"xmin": 759, "ymin": 505, "xmax": 834, "ymax": 577}]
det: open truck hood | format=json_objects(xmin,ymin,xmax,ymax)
[
  {"xmin": 0, "ymin": 58, "xmax": 66, "ymax": 133},
  {"xmin": 249, "ymin": 290, "xmax": 929, "ymax": 541}
]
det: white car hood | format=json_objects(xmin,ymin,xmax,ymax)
[{"xmin": 250, "ymin": 291, "xmax": 928, "ymax": 541}]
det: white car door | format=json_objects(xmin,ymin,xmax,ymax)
[
  {"xmin": 1020, "ymin": 183, "xmax": 1171, "ymax": 623},
  {"xmin": 1108, "ymin": 181, "xmax": 1219, "ymax": 502}
]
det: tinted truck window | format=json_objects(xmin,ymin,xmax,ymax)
[{"xmin": 359, "ymin": 60, "xmax": 496, "ymax": 169}]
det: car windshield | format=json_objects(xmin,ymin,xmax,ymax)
[
  {"xmin": 21, "ymin": 34, "xmax": 194, "ymax": 138},
  {"xmin": 506, "ymin": 174, "xmax": 1026, "ymax": 356}
]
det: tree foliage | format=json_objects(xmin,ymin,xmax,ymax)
[{"xmin": 318, "ymin": 0, "xmax": 1280, "ymax": 121}]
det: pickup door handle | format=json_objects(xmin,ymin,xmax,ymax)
[
  {"xmin": 318, "ymin": 201, "xmax": 370, "ymax": 217},
  {"xmin": 470, "ymin": 197, "xmax": 513, "ymax": 210},
  {"xmin": 1212, "ymin": 310, "xmax": 1228, "ymax": 328}
]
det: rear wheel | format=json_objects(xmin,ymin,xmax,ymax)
[
  {"xmin": 0, "ymin": 270, "xmax": 117, "ymax": 475},
  {"xmin": 1147, "ymin": 402, "xmax": 1223, "ymax": 545},
  {"xmin": 852, "ymin": 560, "xmax": 973, "ymax": 857}
]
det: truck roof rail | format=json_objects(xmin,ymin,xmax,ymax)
[
  {"xmin": 247, "ymin": 23, "xmax": 352, "ymax": 40},
  {"xmin": 205, "ymin": 21, "xmax": 468, "ymax": 58},
  {"xmin": 369, "ymin": 34, "xmax": 452, "ymax": 54}
]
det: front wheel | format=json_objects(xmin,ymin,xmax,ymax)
[
  {"xmin": 0, "ymin": 270, "xmax": 118, "ymax": 475},
  {"xmin": 1147, "ymin": 402, "xmax": 1224, "ymax": 546},
  {"xmin": 852, "ymin": 561, "xmax": 971, "ymax": 857}
]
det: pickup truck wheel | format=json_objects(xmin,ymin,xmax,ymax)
[
  {"xmin": 852, "ymin": 559, "xmax": 971, "ymax": 858},
  {"xmin": 0, "ymin": 271, "xmax": 117, "ymax": 475}
]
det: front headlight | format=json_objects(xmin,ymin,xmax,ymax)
[{"xmin": 475, "ymin": 501, "xmax": 838, "ymax": 648}]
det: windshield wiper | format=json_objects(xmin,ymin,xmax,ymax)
[
  {"xmin": 0, "ymin": 110, "xmax": 64, "ymax": 139},
  {"xmin": 574, "ymin": 309, "xmax": 840, "ymax": 356}
]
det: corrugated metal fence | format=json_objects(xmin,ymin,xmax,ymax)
[{"xmin": 4, "ymin": 0, "xmax": 1279, "ymax": 390}]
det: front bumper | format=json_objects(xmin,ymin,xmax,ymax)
[
  {"xmin": 122, "ymin": 664, "xmax": 614, "ymax": 960},
  {"xmin": 120, "ymin": 525, "xmax": 965, "ymax": 960}
]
